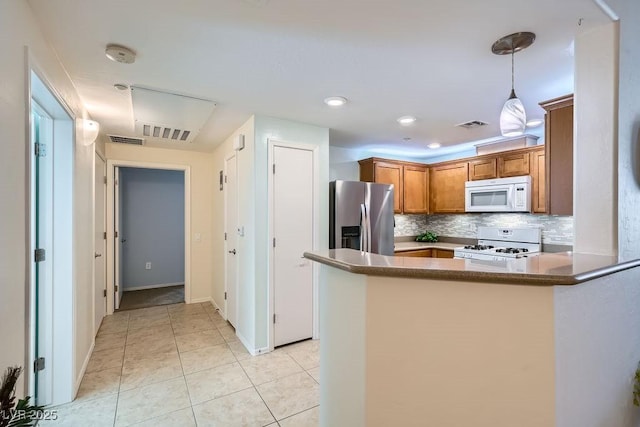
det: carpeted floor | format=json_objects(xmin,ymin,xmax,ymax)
[{"xmin": 117, "ymin": 285, "xmax": 185, "ymax": 311}]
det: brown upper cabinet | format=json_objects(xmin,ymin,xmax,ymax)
[
  {"xmin": 358, "ymin": 158, "xmax": 428, "ymax": 214},
  {"xmin": 540, "ymin": 94, "xmax": 573, "ymax": 215},
  {"xmin": 429, "ymin": 162, "xmax": 469, "ymax": 213},
  {"xmin": 530, "ymin": 147, "xmax": 546, "ymax": 213},
  {"xmin": 469, "ymin": 158, "xmax": 497, "ymax": 181},
  {"xmin": 498, "ymin": 151, "xmax": 530, "ymax": 177}
]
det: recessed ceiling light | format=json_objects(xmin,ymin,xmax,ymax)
[
  {"xmin": 526, "ymin": 118, "xmax": 544, "ymax": 127},
  {"xmin": 105, "ymin": 44, "xmax": 137, "ymax": 64},
  {"xmin": 324, "ymin": 96, "xmax": 347, "ymax": 107},
  {"xmin": 397, "ymin": 116, "xmax": 417, "ymax": 125},
  {"xmin": 113, "ymin": 83, "xmax": 129, "ymax": 91},
  {"xmin": 428, "ymin": 143, "xmax": 441, "ymax": 149}
]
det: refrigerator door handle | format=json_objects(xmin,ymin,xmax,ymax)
[
  {"xmin": 365, "ymin": 203, "xmax": 372, "ymax": 252},
  {"xmin": 360, "ymin": 203, "xmax": 368, "ymax": 252}
]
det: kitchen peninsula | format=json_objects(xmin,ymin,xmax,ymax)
[{"xmin": 306, "ymin": 249, "xmax": 640, "ymax": 427}]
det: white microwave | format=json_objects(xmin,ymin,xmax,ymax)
[{"xmin": 465, "ymin": 176, "xmax": 531, "ymax": 212}]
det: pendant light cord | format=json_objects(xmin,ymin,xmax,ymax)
[{"xmin": 509, "ymin": 46, "xmax": 517, "ymax": 99}]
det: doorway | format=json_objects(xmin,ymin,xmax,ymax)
[
  {"xmin": 268, "ymin": 140, "xmax": 319, "ymax": 348},
  {"xmin": 28, "ymin": 68, "xmax": 75, "ymax": 406},
  {"xmin": 224, "ymin": 153, "xmax": 238, "ymax": 326},
  {"xmin": 94, "ymin": 153, "xmax": 106, "ymax": 334},
  {"xmin": 106, "ymin": 161, "xmax": 191, "ymax": 314},
  {"xmin": 116, "ymin": 167, "xmax": 185, "ymax": 310}
]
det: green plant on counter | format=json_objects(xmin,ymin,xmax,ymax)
[{"xmin": 415, "ymin": 231, "xmax": 438, "ymax": 242}]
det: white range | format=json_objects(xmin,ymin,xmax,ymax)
[{"xmin": 453, "ymin": 226, "xmax": 542, "ymax": 262}]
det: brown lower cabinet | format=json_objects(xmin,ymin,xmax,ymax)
[{"xmin": 396, "ymin": 248, "xmax": 454, "ymax": 258}]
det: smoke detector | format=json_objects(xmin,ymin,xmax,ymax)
[{"xmin": 105, "ymin": 44, "xmax": 136, "ymax": 64}]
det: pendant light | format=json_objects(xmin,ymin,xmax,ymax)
[{"xmin": 492, "ymin": 32, "xmax": 536, "ymax": 137}]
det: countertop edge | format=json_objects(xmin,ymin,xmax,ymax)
[{"xmin": 304, "ymin": 251, "xmax": 640, "ymax": 287}]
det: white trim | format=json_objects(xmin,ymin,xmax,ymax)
[
  {"xmin": 237, "ymin": 330, "xmax": 269, "ymax": 356},
  {"xmin": 106, "ymin": 160, "xmax": 191, "ymax": 314},
  {"xmin": 267, "ymin": 139, "xmax": 320, "ymax": 351},
  {"xmin": 210, "ymin": 297, "xmax": 223, "ymax": 312},
  {"xmin": 191, "ymin": 296, "xmax": 214, "ymax": 304},
  {"xmin": 93, "ymin": 152, "xmax": 107, "ymax": 337},
  {"xmin": 122, "ymin": 282, "xmax": 184, "ymax": 292},
  {"xmin": 74, "ymin": 340, "xmax": 94, "ymax": 397},
  {"xmin": 592, "ymin": 0, "xmax": 619, "ymax": 21},
  {"xmin": 26, "ymin": 48, "xmax": 77, "ymax": 406}
]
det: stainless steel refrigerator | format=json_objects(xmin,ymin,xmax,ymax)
[{"xmin": 329, "ymin": 180, "xmax": 395, "ymax": 256}]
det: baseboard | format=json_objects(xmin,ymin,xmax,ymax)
[
  {"xmin": 123, "ymin": 282, "xmax": 184, "ymax": 292},
  {"xmin": 190, "ymin": 296, "xmax": 213, "ymax": 304},
  {"xmin": 237, "ymin": 331, "xmax": 271, "ymax": 356},
  {"xmin": 74, "ymin": 340, "xmax": 94, "ymax": 398}
]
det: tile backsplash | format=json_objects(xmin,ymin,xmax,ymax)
[{"xmin": 395, "ymin": 213, "xmax": 574, "ymax": 245}]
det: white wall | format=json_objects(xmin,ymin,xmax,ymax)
[
  {"xmin": 613, "ymin": 0, "xmax": 640, "ymax": 261},
  {"xmin": 120, "ymin": 168, "xmax": 185, "ymax": 289},
  {"xmin": 253, "ymin": 116, "xmax": 330, "ymax": 351},
  {"xmin": 105, "ymin": 143, "xmax": 214, "ymax": 303},
  {"xmin": 212, "ymin": 116, "xmax": 329, "ymax": 353},
  {"xmin": 573, "ymin": 22, "xmax": 619, "ymax": 256},
  {"xmin": 0, "ymin": 1, "xmax": 94, "ymax": 397},
  {"xmin": 554, "ymin": 267, "xmax": 640, "ymax": 426},
  {"xmin": 329, "ymin": 146, "xmax": 360, "ymax": 181}
]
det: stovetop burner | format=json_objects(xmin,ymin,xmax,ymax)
[
  {"xmin": 463, "ymin": 244, "xmax": 494, "ymax": 250},
  {"xmin": 495, "ymin": 247, "xmax": 529, "ymax": 254}
]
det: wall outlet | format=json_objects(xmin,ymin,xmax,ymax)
[{"xmin": 145, "ymin": 262, "xmax": 151, "ymax": 270}]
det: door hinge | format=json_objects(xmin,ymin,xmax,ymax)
[
  {"xmin": 224, "ymin": 291, "xmax": 227, "ymax": 300},
  {"xmin": 272, "ymin": 164, "xmax": 275, "ymax": 174},
  {"xmin": 34, "ymin": 143, "xmax": 46, "ymax": 157},
  {"xmin": 115, "ymin": 285, "xmax": 118, "ymax": 292},
  {"xmin": 34, "ymin": 248, "xmax": 45, "ymax": 262},
  {"xmin": 224, "ymin": 232, "xmax": 227, "ymax": 241},
  {"xmin": 103, "ymin": 231, "xmax": 107, "ymax": 240},
  {"xmin": 33, "ymin": 357, "xmax": 45, "ymax": 372},
  {"xmin": 104, "ymin": 176, "xmax": 107, "ymax": 184},
  {"xmin": 103, "ymin": 289, "xmax": 107, "ymax": 297},
  {"xmin": 273, "ymin": 314, "xmax": 276, "ymax": 324},
  {"xmin": 224, "ymin": 175, "xmax": 227, "ymax": 183},
  {"xmin": 273, "ymin": 237, "xmax": 276, "ymax": 248},
  {"xmin": 115, "ymin": 231, "xmax": 118, "ymax": 238}
]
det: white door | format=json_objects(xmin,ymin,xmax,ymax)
[
  {"xmin": 272, "ymin": 145, "xmax": 314, "ymax": 346},
  {"xmin": 224, "ymin": 154, "xmax": 238, "ymax": 326},
  {"xmin": 94, "ymin": 154, "xmax": 106, "ymax": 334},
  {"xmin": 114, "ymin": 166, "xmax": 122, "ymax": 309}
]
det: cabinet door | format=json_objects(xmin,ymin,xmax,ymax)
[
  {"xmin": 469, "ymin": 158, "xmax": 497, "ymax": 181},
  {"xmin": 530, "ymin": 149, "xmax": 547, "ymax": 213},
  {"xmin": 498, "ymin": 152, "xmax": 530, "ymax": 177},
  {"xmin": 374, "ymin": 162, "xmax": 403, "ymax": 213},
  {"xmin": 429, "ymin": 162, "xmax": 469, "ymax": 213},
  {"xmin": 547, "ymin": 105, "xmax": 573, "ymax": 215},
  {"xmin": 398, "ymin": 249, "xmax": 432, "ymax": 257},
  {"xmin": 403, "ymin": 165, "xmax": 429, "ymax": 214},
  {"xmin": 432, "ymin": 249, "xmax": 454, "ymax": 258}
]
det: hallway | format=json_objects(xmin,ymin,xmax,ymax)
[{"xmin": 44, "ymin": 302, "xmax": 319, "ymax": 426}]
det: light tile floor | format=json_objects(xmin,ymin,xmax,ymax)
[{"xmin": 43, "ymin": 302, "xmax": 319, "ymax": 427}]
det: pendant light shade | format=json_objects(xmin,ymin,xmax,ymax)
[
  {"xmin": 500, "ymin": 92, "xmax": 526, "ymax": 137},
  {"xmin": 492, "ymin": 32, "xmax": 535, "ymax": 138}
]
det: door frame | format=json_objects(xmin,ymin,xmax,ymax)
[
  {"xmin": 267, "ymin": 139, "xmax": 320, "ymax": 351},
  {"xmin": 93, "ymin": 151, "xmax": 107, "ymax": 334},
  {"xmin": 223, "ymin": 152, "xmax": 238, "ymax": 322},
  {"xmin": 105, "ymin": 160, "xmax": 191, "ymax": 314},
  {"xmin": 25, "ymin": 48, "xmax": 76, "ymax": 404}
]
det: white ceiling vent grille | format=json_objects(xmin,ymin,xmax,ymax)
[
  {"xmin": 131, "ymin": 86, "xmax": 216, "ymax": 144},
  {"xmin": 456, "ymin": 120, "xmax": 489, "ymax": 129},
  {"xmin": 108, "ymin": 134, "xmax": 145, "ymax": 145},
  {"xmin": 141, "ymin": 124, "xmax": 191, "ymax": 141}
]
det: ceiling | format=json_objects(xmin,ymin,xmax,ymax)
[{"xmin": 27, "ymin": 0, "xmax": 609, "ymax": 156}]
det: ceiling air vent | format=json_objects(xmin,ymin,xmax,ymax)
[
  {"xmin": 131, "ymin": 86, "xmax": 216, "ymax": 144},
  {"xmin": 141, "ymin": 124, "xmax": 191, "ymax": 142},
  {"xmin": 456, "ymin": 120, "xmax": 489, "ymax": 129},
  {"xmin": 108, "ymin": 134, "xmax": 145, "ymax": 145}
]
